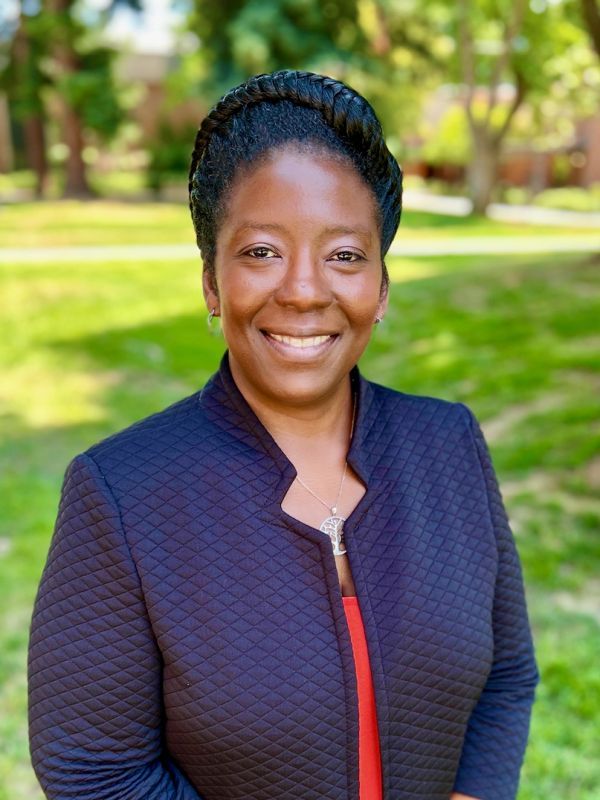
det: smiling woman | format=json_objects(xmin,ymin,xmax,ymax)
[
  {"xmin": 210, "ymin": 147, "xmax": 385, "ymax": 414},
  {"xmin": 28, "ymin": 70, "xmax": 539, "ymax": 800}
]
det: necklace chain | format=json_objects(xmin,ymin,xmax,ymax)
[
  {"xmin": 295, "ymin": 462, "xmax": 349, "ymax": 516},
  {"xmin": 294, "ymin": 390, "xmax": 357, "ymax": 516}
]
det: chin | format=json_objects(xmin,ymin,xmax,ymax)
[
  {"xmin": 261, "ymin": 371, "xmax": 351, "ymax": 406},
  {"xmin": 227, "ymin": 343, "xmax": 361, "ymax": 408}
]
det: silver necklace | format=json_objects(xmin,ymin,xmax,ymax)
[{"xmin": 294, "ymin": 392, "xmax": 357, "ymax": 557}]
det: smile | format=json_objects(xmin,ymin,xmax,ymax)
[
  {"xmin": 267, "ymin": 333, "xmax": 333, "ymax": 348},
  {"xmin": 262, "ymin": 331, "xmax": 338, "ymax": 355}
]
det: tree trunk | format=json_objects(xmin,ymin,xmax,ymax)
[
  {"xmin": 467, "ymin": 129, "xmax": 500, "ymax": 214},
  {"xmin": 457, "ymin": 0, "xmax": 527, "ymax": 215},
  {"xmin": 62, "ymin": 103, "xmax": 91, "ymax": 197},
  {"xmin": 45, "ymin": 0, "xmax": 93, "ymax": 198},
  {"xmin": 11, "ymin": 20, "xmax": 49, "ymax": 198},
  {"xmin": 23, "ymin": 116, "xmax": 48, "ymax": 198}
]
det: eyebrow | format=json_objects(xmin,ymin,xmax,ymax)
[{"xmin": 233, "ymin": 222, "xmax": 373, "ymax": 243}]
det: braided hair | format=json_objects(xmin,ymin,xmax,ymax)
[{"xmin": 188, "ymin": 69, "xmax": 403, "ymax": 292}]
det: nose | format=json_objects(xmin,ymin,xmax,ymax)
[{"xmin": 274, "ymin": 249, "xmax": 333, "ymax": 311}]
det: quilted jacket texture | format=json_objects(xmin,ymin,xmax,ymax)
[{"xmin": 28, "ymin": 351, "xmax": 540, "ymax": 800}]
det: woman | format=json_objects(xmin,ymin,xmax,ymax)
[{"xmin": 28, "ymin": 70, "xmax": 540, "ymax": 800}]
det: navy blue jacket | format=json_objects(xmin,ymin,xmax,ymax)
[{"xmin": 28, "ymin": 351, "xmax": 540, "ymax": 800}]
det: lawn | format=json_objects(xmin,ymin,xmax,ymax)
[
  {"xmin": 1, "ymin": 203, "xmax": 599, "ymax": 799},
  {"xmin": 1, "ymin": 199, "xmax": 599, "ymax": 249}
]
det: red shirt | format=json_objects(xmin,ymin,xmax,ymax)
[{"xmin": 342, "ymin": 595, "xmax": 383, "ymax": 800}]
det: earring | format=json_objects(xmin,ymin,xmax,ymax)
[
  {"xmin": 207, "ymin": 307, "xmax": 219, "ymax": 330},
  {"xmin": 374, "ymin": 316, "xmax": 383, "ymax": 325}
]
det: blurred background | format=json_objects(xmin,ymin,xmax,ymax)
[{"xmin": 0, "ymin": 1, "xmax": 599, "ymax": 798}]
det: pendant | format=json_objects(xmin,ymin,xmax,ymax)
[{"xmin": 320, "ymin": 516, "xmax": 347, "ymax": 555}]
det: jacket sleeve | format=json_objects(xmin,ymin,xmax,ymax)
[
  {"xmin": 28, "ymin": 452, "xmax": 204, "ymax": 800},
  {"xmin": 451, "ymin": 404, "xmax": 541, "ymax": 800}
]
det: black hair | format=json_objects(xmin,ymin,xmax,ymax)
[{"xmin": 188, "ymin": 69, "xmax": 403, "ymax": 293}]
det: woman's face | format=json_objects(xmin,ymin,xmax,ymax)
[{"xmin": 205, "ymin": 145, "xmax": 388, "ymax": 410}]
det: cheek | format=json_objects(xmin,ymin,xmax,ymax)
[
  {"xmin": 341, "ymin": 278, "xmax": 383, "ymax": 324},
  {"xmin": 216, "ymin": 269, "xmax": 269, "ymax": 325}
]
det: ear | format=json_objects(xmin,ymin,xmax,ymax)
[
  {"xmin": 376, "ymin": 277, "xmax": 389, "ymax": 322},
  {"xmin": 202, "ymin": 268, "xmax": 220, "ymax": 314}
]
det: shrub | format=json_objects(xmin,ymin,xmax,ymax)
[{"xmin": 533, "ymin": 185, "xmax": 600, "ymax": 212}]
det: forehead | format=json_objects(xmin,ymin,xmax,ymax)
[{"xmin": 220, "ymin": 146, "xmax": 381, "ymax": 241}]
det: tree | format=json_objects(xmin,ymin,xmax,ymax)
[
  {"xmin": 188, "ymin": 0, "xmax": 368, "ymax": 99},
  {"xmin": 186, "ymin": 0, "xmax": 442, "ymax": 157},
  {"xmin": 0, "ymin": 7, "xmax": 51, "ymax": 195},
  {"xmin": 455, "ymin": 0, "xmax": 528, "ymax": 212},
  {"xmin": 183, "ymin": 0, "xmax": 598, "ymax": 213},
  {"xmin": 44, "ymin": 0, "xmax": 91, "ymax": 196},
  {"xmin": 1, "ymin": 0, "xmax": 140, "ymax": 198},
  {"xmin": 580, "ymin": 0, "xmax": 600, "ymax": 59},
  {"xmin": 444, "ymin": 0, "xmax": 599, "ymax": 212},
  {"xmin": 43, "ymin": 0, "xmax": 136, "ymax": 197}
]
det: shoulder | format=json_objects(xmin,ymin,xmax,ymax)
[
  {"xmin": 78, "ymin": 388, "xmax": 210, "ymax": 482},
  {"xmin": 360, "ymin": 378, "xmax": 486, "ymax": 474},
  {"xmin": 365, "ymin": 375, "xmax": 473, "ymax": 434},
  {"xmin": 363, "ymin": 379, "xmax": 494, "ymax": 500},
  {"xmin": 363, "ymin": 377, "xmax": 506, "ymax": 502}
]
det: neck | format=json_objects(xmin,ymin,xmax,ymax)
[{"xmin": 228, "ymin": 360, "xmax": 355, "ymax": 458}]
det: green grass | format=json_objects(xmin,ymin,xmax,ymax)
[
  {"xmin": 1, "ymin": 199, "xmax": 598, "ymax": 249},
  {"xmin": 0, "ymin": 200, "xmax": 191, "ymax": 248},
  {"xmin": 1, "ymin": 202, "xmax": 599, "ymax": 798}
]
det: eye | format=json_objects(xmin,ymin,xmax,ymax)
[
  {"xmin": 243, "ymin": 246, "xmax": 279, "ymax": 259},
  {"xmin": 330, "ymin": 250, "xmax": 364, "ymax": 263}
]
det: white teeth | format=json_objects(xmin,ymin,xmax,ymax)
[{"xmin": 268, "ymin": 333, "xmax": 332, "ymax": 348}]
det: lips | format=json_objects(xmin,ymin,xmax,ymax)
[{"xmin": 261, "ymin": 330, "xmax": 338, "ymax": 353}]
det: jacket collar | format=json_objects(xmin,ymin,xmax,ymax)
[{"xmin": 198, "ymin": 350, "xmax": 381, "ymax": 487}]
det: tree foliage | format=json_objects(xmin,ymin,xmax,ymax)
[
  {"xmin": 186, "ymin": 0, "xmax": 443, "ymax": 155},
  {"xmin": 579, "ymin": 0, "xmax": 600, "ymax": 59},
  {"xmin": 0, "ymin": 12, "xmax": 50, "ymax": 119},
  {"xmin": 425, "ymin": 0, "xmax": 599, "ymax": 209},
  {"xmin": 185, "ymin": 0, "xmax": 598, "ymax": 211},
  {"xmin": 1, "ymin": 0, "xmax": 597, "ymax": 208},
  {"xmin": 189, "ymin": 0, "xmax": 367, "ymax": 96}
]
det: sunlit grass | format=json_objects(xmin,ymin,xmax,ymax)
[{"xmin": 0, "ymin": 200, "xmax": 597, "ymax": 249}]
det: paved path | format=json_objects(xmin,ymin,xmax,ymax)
[
  {"xmin": 389, "ymin": 236, "xmax": 600, "ymax": 256},
  {"xmin": 1, "ymin": 244, "xmax": 201, "ymax": 264},
  {"xmin": 403, "ymin": 189, "xmax": 600, "ymax": 229},
  {"xmin": 1, "ymin": 236, "xmax": 598, "ymax": 264}
]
